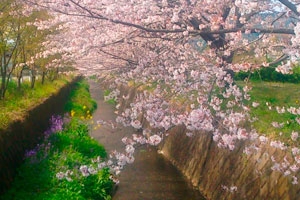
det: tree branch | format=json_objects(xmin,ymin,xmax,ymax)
[
  {"xmin": 26, "ymin": 0, "xmax": 297, "ymax": 36},
  {"xmin": 268, "ymin": 54, "xmax": 290, "ymax": 66},
  {"xmin": 87, "ymin": 12, "xmax": 296, "ymax": 35},
  {"xmin": 98, "ymin": 49, "xmax": 138, "ymax": 66},
  {"xmin": 278, "ymin": 0, "xmax": 300, "ymax": 16}
]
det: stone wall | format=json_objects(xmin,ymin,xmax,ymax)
[
  {"xmin": 115, "ymin": 83, "xmax": 300, "ymax": 200},
  {"xmin": 0, "ymin": 77, "xmax": 81, "ymax": 194}
]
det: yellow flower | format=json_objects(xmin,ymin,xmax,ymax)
[
  {"xmin": 71, "ymin": 110, "xmax": 75, "ymax": 117},
  {"xmin": 83, "ymin": 105, "xmax": 87, "ymax": 109}
]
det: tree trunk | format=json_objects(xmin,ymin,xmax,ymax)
[
  {"xmin": 31, "ymin": 75, "xmax": 35, "ymax": 89},
  {"xmin": 41, "ymin": 71, "xmax": 46, "ymax": 84},
  {"xmin": 0, "ymin": 53, "xmax": 7, "ymax": 99},
  {"xmin": 30, "ymin": 68, "xmax": 36, "ymax": 89},
  {"xmin": 17, "ymin": 69, "xmax": 23, "ymax": 90},
  {"xmin": 55, "ymin": 67, "xmax": 59, "ymax": 79},
  {"xmin": 0, "ymin": 76, "xmax": 5, "ymax": 99}
]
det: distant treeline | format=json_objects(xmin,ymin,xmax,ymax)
[{"xmin": 234, "ymin": 66, "xmax": 300, "ymax": 83}]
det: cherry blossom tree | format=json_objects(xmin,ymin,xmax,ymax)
[
  {"xmin": 24, "ymin": 0, "xmax": 299, "ymax": 69},
  {"xmin": 23, "ymin": 0, "xmax": 300, "ymax": 141},
  {"xmin": 0, "ymin": 0, "xmax": 22, "ymax": 98},
  {"xmin": 23, "ymin": 0, "xmax": 300, "ymax": 186}
]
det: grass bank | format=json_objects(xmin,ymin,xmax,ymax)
[
  {"xmin": 0, "ymin": 76, "xmax": 74, "ymax": 130},
  {"xmin": 243, "ymin": 81, "xmax": 300, "ymax": 144},
  {"xmin": 0, "ymin": 79, "xmax": 113, "ymax": 200}
]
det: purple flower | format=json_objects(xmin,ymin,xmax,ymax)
[
  {"xmin": 24, "ymin": 115, "xmax": 63, "ymax": 160},
  {"xmin": 24, "ymin": 149, "xmax": 37, "ymax": 158},
  {"xmin": 49, "ymin": 115, "xmax": 64, "ymax": 133},
  {"xmin": 44, "ymin": 115, "xmax": 64, "ymax": 137}
]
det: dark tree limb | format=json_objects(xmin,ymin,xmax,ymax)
[
  {"xmin": 98, "ymin": 49, "xmax": 138, "ymax": 66},
  {"xmin": 278, "ymin": 0, "xmax": 300, "ymax": 16}
]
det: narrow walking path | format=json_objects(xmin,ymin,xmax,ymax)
[{"xmin": 89, "ymin": 80, "xmax": 205, "ymax": 200}]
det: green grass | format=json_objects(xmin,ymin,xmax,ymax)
[
  {"xmin": 103, "ymin": 90, "xmax": 117, "ymax": 105},
  {"xmin": 0, "ymin": 76, "xmax": 73, "ymax": 130},
  {"xmin": 238, "ymin": 80, "xmax": 300, "ymax": 144},
  {"xmin": 64, "ymin": 80, "xmax": 97, "ymax": 118},
  {"xmin": 0, "ymin": 120, "xmax": 113, "ymax": 200},
  {"xmin": 0, "ymin": 78, "xmax": 113, "ymax": 200}
]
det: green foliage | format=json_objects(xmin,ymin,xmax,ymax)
[
  {"xmin": 103, "ymin": 90, "xmax": 117, "ymax": 105},
  {"xmin": 1, "ymin": 119, "xmax": 112, "ymax": 200},
  {"xmin": 234, "ymin": 66, "xmax": 300, "ymax": 83},
  {"xmin": 58, "ymin": 120, "xmax": 107, "ymax": 158},
  {"xmin": 0, "ymin": 78, "xmax": 113, "ymax": 200},
  {"xmin": 88, "ymin": 75, "xmax": 98, "ymax": 80},
  {"xmin": 103, "ymin": 89, "xmax": 111, "ymax": 97},
  {"xmin": 64, "ymin": 79, "xmax": 97, "ymax": 117},
  {"xmin": 81, "ymin": 168, "xmax": 113, "ymax": 200},
  {"xmin": 238, "ymin": 81, "xmax": 300, "ymax": 143},
  {"xmin": 106, "ymin": 99, "xmax": 117, "ymax": 105},
  {"xmin": 1, "ymin": 159, "xmax": 55, "ymax": 200}
]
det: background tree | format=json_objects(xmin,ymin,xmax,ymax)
[
  {"xmin": 0, "ymin": 0, "xmax": 23, "ymax": 99},
  {"xmin": 0, "ymin": 0, "xmax": 66, "ymax": 97}
]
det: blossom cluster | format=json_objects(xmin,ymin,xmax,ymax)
[
  {"xmin": 104, "ymin": 89, "xmax": 120, "ymax": 102},
  {"xmin": 55, "ymin": 155, "xmax": 119, "ymax": 185}
]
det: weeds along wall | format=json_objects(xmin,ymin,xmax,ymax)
[
  {"xmin": 0, "ymin": 76, "xmax": 81, "ymax": 194},
  {"xmin": 114, "ymin": 83, "xmax": 300, "ymax": 200}
]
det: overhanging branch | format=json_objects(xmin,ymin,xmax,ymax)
[
  {"xmin": 268, "ymin": 54, "xmax": 290, "ymax": 66},
  {"xmin": 98, "ymin": 49, "xmax": 138, "ymax": 66},
  {"xmin": 278, "ymin": 0, "xmax": 300, "ymax": 16},
  {"xmin": 26, "ymin": 0, "xmax": 296, "ymax": 36}
]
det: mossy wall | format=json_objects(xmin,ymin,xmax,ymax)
[
  {"xmin": 115, "ymin": 83, "xmax": 300, "ymax": 200},
  {"xmin": 0, "ymin": 77, "xmax": 80, "ymax": 194}
]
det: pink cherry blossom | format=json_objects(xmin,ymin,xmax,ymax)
[
  {"xmin": 148, "ymin": 134, "xmax": 162, "ymax": 146},
  {"xmin": 291, "ymin": 131, "xmax": 299, "ymax": 141}
]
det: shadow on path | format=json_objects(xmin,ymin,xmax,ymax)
[{"xmin": 89, "ymin": 80, "xmax": 205, "ymax": 200}]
